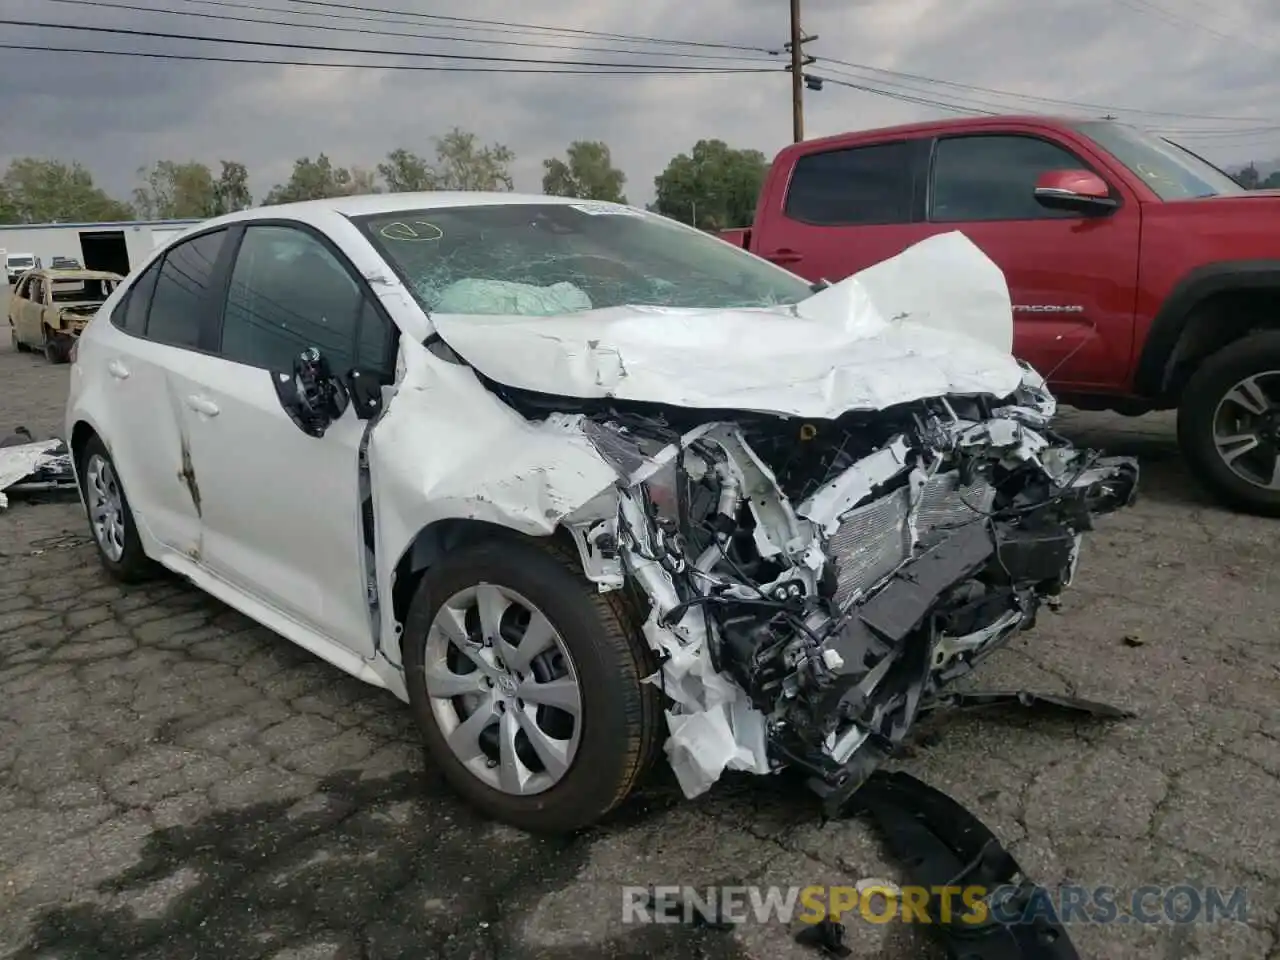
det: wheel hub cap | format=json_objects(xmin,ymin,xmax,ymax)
[
  {"xmin": 86, "ymin": 454, "xmax": 126, "ymax": 562},
  {"xmin": 421, "ymin": 583, "xmax": 583, "ymax": 797}
]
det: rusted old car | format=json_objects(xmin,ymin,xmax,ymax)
[{"xmin": 8, "ymin": 267, "xmax": 123, "ymax": 362}]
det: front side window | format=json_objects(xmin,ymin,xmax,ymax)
[
  {"xmin": 147, "ymin": 229, "xmax": 228, "ymax": 349},
  {"xmin": 784, "ymin": 141, "xmax": 918, "ymax": 226},
  {"xmin": 1072, "ymin": 120, "xmax": 1244, "ymax": 200},
  {"xmin": 354, "ymin": 203, "xmax": 813, "ymax": 317},
  {"xmin": 220, "ymin": 224, "xmax": 382, "ymax": 373},
  {"xmin": 930, "ymin": 135, "xmax": 1093, "ymax": 222}
]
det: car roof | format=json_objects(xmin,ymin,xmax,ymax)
[{"xmin": 195, "ymin": 192, "xmax": 637, "ymax": 231}]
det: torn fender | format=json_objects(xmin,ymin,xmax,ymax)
[{"xmin": 365, "ymin": 337, "xmax": 620, "ymax": 668}]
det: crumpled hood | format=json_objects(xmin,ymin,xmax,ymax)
[{"xmin": 429, "ymin": 231, "xmax": 1027, "ymax": 418}]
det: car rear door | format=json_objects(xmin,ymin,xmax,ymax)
[
  {"xmin": 922, "ymin": 132, "xmax": 1141, "ymax": 389},
  {"xmin": 88, "ymin": 230, "xmax": 233, "ymax": 555},
  {"xmin": 164, "ymin": 220, "xmax": 397, "ymax": 658},
  {"xmin": 752, "ymin": 137, "xmax": 933, "ymax": 284}
]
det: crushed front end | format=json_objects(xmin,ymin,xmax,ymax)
[{"xmin": 556, "ymin": 365, "xmax": 1137, "ymax": 806}]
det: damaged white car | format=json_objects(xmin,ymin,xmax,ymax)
[{"xmin": 65, "ymin": 195, "xmax": 1137, "ymax": 833}]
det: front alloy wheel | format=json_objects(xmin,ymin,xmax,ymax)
[
  {"xmin": 86, "ymin": 453, "xmax": 126, "ymax": 563},
  {"xmin": 1179, "ymin": 331, "xmax": 1280, "ymax": 516}
]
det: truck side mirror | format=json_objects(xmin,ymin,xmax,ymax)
[{"xmin": 1033, "ymin": 170, "xmax": 1118, "ymax": 215}]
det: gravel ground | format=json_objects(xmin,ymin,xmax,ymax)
[{"xmin": 2, "ymin": 320, "xmax": 1278, "ymax": 960}]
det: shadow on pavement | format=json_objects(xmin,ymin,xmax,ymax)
[{"xmin": 13, "ymin": 770, "xmax": 753, "ymax": 960}]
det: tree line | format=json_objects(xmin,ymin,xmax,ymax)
[
  {"xmin": 0, "ymin": 126, "xmax": 768, "ymax": 232},
  {"xmin": 1229, "ymin": 162, "xmax": 1280, "ymax": 190}
]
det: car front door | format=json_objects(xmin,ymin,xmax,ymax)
[
  {"xmin": 18, "ymin": 276, "xmax": 43, "ymax": 345},
  {"xmin": 92, "ymin": 230, "xmax": 232, "ymax": 555},
  {"xmin": 167, "ymin": 221, "xmax": 397, "ymax": 658},
  {"xmin": 923, "ymin": 132, "xmax": 1142, "ymax": 389},
  {"xmin": 757, "ymin": 138, "xmax": 932, "ymax": 284}
]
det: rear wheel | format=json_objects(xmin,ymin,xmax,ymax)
[
  {"xmin": 78, "ymin": 436, "xmax": 154, "ymax": 582},
  {"xmin": 402, "ymin": 536, "xmax": 661, "ymax": 834},
  {"xmin": 1178, "ymin": 331, "xmax": 1280, "ymax": 516}
]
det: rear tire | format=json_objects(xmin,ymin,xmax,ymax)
[
  {"xmin": 78, "ymin": 435, "xmax": 155, "ymax": 582},
  {"xmin": 1177, "ymin": 331, "xmax": 1280, "ymax": 516},
  {"xmin": 402, "ymin": 535, "xmax": 661, "ymax": 834}
]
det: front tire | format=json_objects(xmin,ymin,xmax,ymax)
[
  {"xmin": 78, "ymin": 435, "xmax": 154, "ymax": 582},
  {"xmin": 1178, "ymin": 331, "xmax": 1280, "ymax": 516},
  {"xmin": 42, "ymin": 327, "xmax": 69, "ymax": 364},
  {"xmin": 402, "ymin": 536, "xmax": 661, "ymax": 834}
]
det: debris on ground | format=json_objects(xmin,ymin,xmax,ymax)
[
  {"xmin": 851, "ymin": 771, "xmax": 1080, "ymax": 959},
  {"xmin": 1122, "ymin": 633, "xmax": 1145, "ymax": 647},
  {"xmin": 793, "ymin": 917, "xmax": 852, "ymax": 956},
  {"xmin": 917, "ymin": 690, "xmax": 1136, "ymax": 720},
  {"xmin": 0, "ymin": 427, "xmax": 77, "ymax": 510}
]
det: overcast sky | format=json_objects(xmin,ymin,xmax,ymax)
[{"xmin": 2, "ymin": 0, "xmax": 1279, "ymax": 208}]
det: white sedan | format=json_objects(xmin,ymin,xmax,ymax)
[{"xmin": 65, "ymin": 193, "xmax": 1137, "ymax": 833}]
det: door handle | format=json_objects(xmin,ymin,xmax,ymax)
[
  {"xmin": 765, "ymin": 248, "xmax": 803, "ymax": 265},
  {"xmin": 107, "ymin": 359, "xmax": 130, "ymax": 380},
  {"xmin": 185, "ymin": 395, "xmax": 220, "ymax": 417}
]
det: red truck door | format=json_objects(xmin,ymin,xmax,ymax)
[{"xmin": 924, "ymin": 132, "xmax": 1141, "ymax": 389}]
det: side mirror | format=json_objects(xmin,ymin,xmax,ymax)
[
  {"xmin": 1033, "ymin": 169, "xmax": 1118, "ymax": 215},
  {"xmin": 273, "ymin": 347, "xmax": 350, "ymax": 438}
]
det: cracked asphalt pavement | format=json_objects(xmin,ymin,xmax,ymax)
[{"xmin": 2, "ymin": 325, "xmax": 1279, "ymax": 959}]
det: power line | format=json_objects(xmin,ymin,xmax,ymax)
[
  {"xmin": 280, "ymin": 0, "xmax": 774, "ymax": 52},
  {"xmin": 811, "ymin": 74, "xmax": 997, "ymax": 116},
  {"xmin": 0, "ymin": 18, "xmax": 777, "ymax": 69},
  {"xmin": 36, "ymin": 0, "xmax": 782, "ymax": 64},
  {"xmin": 0, "ymin": 41, "xmax": 775, "ymax": 75},
  {"xmin": 811, "ymin": 54, "xmax": 1277, "ymax": 125}
]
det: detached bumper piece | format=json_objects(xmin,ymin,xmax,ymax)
[
  {"xmin": 852, "ymin": 771, "xmax": 1080, "ymax": 960},
  {"xmin": 0, "ymin": 433, "xmax": 77, "ymax": 511}
]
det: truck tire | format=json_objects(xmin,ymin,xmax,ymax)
[
  {"xmin": 1177, "ymin": 331, "xmax": 1280, "ymax": 516},
  {"xmin": 401, "ymin": 535, "xmax": 662, "ymax": 834}
]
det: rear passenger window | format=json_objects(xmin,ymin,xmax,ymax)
[
  {"xmin": 219, "ymin": 224, "xmax": 380, "ymax": 374},
  {"xmin": 930, "ymin": 135, "xmax": 1091, "ymax": 221},
  {"xmin": 113, "ymin": 260, "xmax": 162, "ymax": 336},
  {"xmin": 784, "ymin": 142, "xmax": 917, "ymax": 226},
  {"xmin": 147, "ymin": 229, "xmax": 227, "ymax": 348}
]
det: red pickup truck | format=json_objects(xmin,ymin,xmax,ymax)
[{"xmin": 721, "ymin": 115, "xmax": 1280, "ymax": 516}]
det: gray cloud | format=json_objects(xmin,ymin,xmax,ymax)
[{"xmin": 1, "ymin": 0, "xmax": 1278, "ymax": 208}]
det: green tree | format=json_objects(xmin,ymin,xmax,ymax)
[
  {"xmin": 263, "ymin": 154, "xmax": 381, "ymax": 204},
  {"xmin": 378, "ymin": 148, "xmax": 436, "ymax": 192},
  {"xmin": 541, "ymin": 140, "xmax": 627, "ymax": 202},
  {"xmin": 0, "ymin": 158, "xmax": 133, "ymax": 224},
  {"xmin": 212, "ymin": 161, "xmax": 253, "ymax": 215},
  {"xmin": 133, "ymin": 160, "xmax": 219, "ymax": 219},
  {"xmin": 1262, "ymin": 170, "xmax": 1280, "ymax": 189},
  {"xmin": 1234, "ymin": 162, "xmax": 1260, "ymax": 189},
  {"xmin": 427, "ymin": 128, "xmax": 514, "ymax": 191},
  {"xmin": 653, "ymin": 140, "xmax": 768, "ymax": 230}
]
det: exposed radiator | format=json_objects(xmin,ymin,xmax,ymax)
[{"xmin": 827, "ymin": 470, "xmax": 995, "ymax": 607}]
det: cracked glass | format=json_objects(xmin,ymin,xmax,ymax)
[{"xmin": 354, "ymin": 203, "xmax": 814, "ymax": 317}]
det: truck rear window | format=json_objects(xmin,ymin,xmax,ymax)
[{"xmin": 784, "ymin": 141, "xmax": 917, "ymax": 226}]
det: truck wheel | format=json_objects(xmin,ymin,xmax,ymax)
[
  {"xmin": 401, "ymin": 536, "xmax": 661, "ymax": 834},
  {"xmin": 1178, "ymin": 331, "xmax": 1280, "ymax": 516}
]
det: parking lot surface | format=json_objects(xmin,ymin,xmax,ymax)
[{"xmin": 2, "ymin": 331, "xmax": 1278, "ymax": 960}]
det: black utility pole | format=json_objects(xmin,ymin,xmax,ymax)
[{"xmin": 785, "ymin": 0, "xmax": 817, "ymax": 142}]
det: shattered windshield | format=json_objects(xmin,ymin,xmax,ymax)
[{"xmin": 353, "ymin": 202, "xmax": 813, "ymax": 316}]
